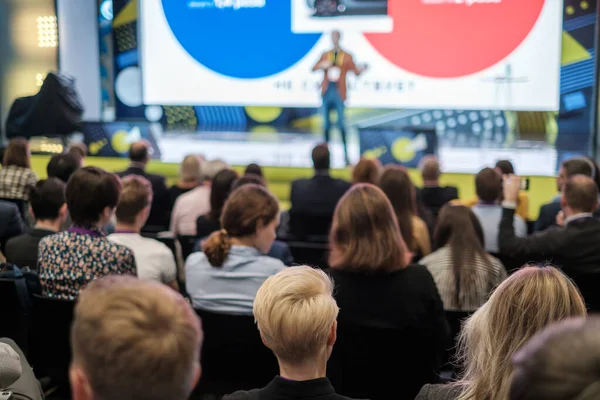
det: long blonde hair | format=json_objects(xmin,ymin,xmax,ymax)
[{"xmin": 454, "ymin": 266, "xmax": 587, "ymax": 400}]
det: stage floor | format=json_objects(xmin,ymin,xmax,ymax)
[{"xmin": 155, "ymin": 129, "xmax": 558, "ymax": 176}]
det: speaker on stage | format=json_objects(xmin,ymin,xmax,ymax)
[{"xmin": 5, "ymin": 72, "xmax": 84, "ymax": 140}]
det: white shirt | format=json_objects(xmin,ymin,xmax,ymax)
[
  {"xmin": 472, "ymin": 203, "xmax": 527, "ymax": 253},
  {"xmin": 108, "ymin": 233, "xmax": 177, "ymax": 284},
  {"xmin": 170, "ymin": 186, "xmax": 211, "ymax": 236}
]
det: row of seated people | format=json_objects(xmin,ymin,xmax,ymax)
[{"xmin": 2, "ymin": 265, "xmax": 597, "ymax": 400}]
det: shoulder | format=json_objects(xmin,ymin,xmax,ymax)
[
  {"xmin": 416, "ymin": 384, "xmax": 462, "ymax": 400},
  {"xmin": 420, "ymin": 248, "xmax": 448, "ymax": 265},
  {"xmin": 146, "ymin": 172, "xmax": 166, "ymax": 183},
  {"xmin": 223, "ymin": 389, "xmax": 260, "ymax": 400},
  {"xmin": 0, "ymin": 201, "xmax": 18, "ymax": 213},
  {"xmin": 257, "ymin": 255, "xmax": 286, "ymax": 273},
  {"xmin": 412, "ymin": 215, "xmax": 428, "ymax": 230}
]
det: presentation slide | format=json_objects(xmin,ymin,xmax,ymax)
[{"xmin": 140, "ymin": 0, "xmax": 563, "ymax": 111}]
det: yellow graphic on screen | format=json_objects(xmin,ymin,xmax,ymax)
[{"xmin": 391, "ymin": 134, "xmax": 427, "ymax": 163}]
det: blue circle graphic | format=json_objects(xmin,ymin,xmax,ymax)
[{"xmin": 160, "ymin": 1, "xmax": 322, "ymax": 79}]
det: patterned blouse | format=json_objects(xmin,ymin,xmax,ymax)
[
  {"xmin": 0, "ymin": 166, "xmax": 37, "ymax": 201},
  {"xmin": 38, "ymin": 228, "xmax": 137, "ymax": 300}
]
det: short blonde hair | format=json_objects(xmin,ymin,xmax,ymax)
[
  {"xmin": 455, "ymin": 266, "xmax": 586, "ymax": 400},
  {"xmin": 71, "ymin": 276, "xmax": 203, "ymax": 400},
  {"xmin": 253, "ymin": 266, "xmax": 339, "ymax": 363},
  {"xmin": 179, "ymin": 155, "xmax": 204, "ymax": 182}
]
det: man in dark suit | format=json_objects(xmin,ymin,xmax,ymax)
[
  {"xmin": 534, "ymin": 158, "xmax": 598, "ymax": 232},
  {"xmin": 417, "ymin": 155, "xmax": 458, "ymax": 219},
  {"xmin": 289, "ymin": 143, "xmax": 351, "ymax": 238},
  {"xmin": 5, "ymin": 178, "xmax": 67, "ymax": 270},
  {"xmin": 500, "ymin": 174, "xmax": 600, "ymax": 283},
  {"xmin": 117, "ymin": 140, "xmax": 169, "ymax": 231}
]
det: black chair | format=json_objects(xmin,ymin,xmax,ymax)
[
  {"xmin": 573, "ymin": 274, "xmax": 600, "ymax": 313},
  {"xmin": 288, "ymin": 211, "xmax": 333, "ymax": 240},
  {"xmin": 194, "ymin": 309, "xmax": 278, "ymax": 395},
  {"xmin": 443, "ymin": 310, "xmax": 474, "ymax": 374},
  {"xmin": 178, "ymin": 235, "xmax": 199, "ymax": 262},
  {"xmin": 328, "ymin": 321, "xmax": 443, "ymax": 400},
  {"xmin": 285, "ymin": 241, "xmax": 329, "ymax": 269},
  {"xmin": 30, "ymin": 294, "xmax": 75, "ymax": 385},
  {"xmin": 0, "ymin": 279, "xmax": 30, "ymax": 354}
]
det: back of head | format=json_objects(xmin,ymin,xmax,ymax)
[
  {"xmin": 378, "ymin": 165, "xmax": 417, "ymax": 250},
  {"xmin": 457, "ymin": 266, "xmax": 587, "ymax": 400},
  {"xmin": 179, "ymin": 155, "xmax": 203, "ymax": 183},
  {"xmin": 510, "ymin": 317, "xmax": 600, "ymax": 400},
  {"xmin": 4, "ymin": 137, "xmax": 30, "ymax": 168},
  {"xmin": 202, "ymin": 184, "xmax": 279, "ymax": 267},
  {"xmin": 475, "ymin": 167, "xmax": 502, "ymax": 203},
  {"xmin": 329, "ymin": 183, "xmax": 408, "ymax": 272},
  {"xmin": 563, "ymin": 158, "xmax": 594, "ymax": 178},
  {"xmin": 47, "ymin": 153, "xmax": 81, "ymax": 183},
  {"xmin": 434, "ymin": 205, "xmax": 487, "ymax": 308},
  {"xmin": 66, "ymin": 167, "xmax": 122, "ymax": 227},
  {"xmin": 352, "ymin": 158, "xmax": 380, "ymax": 185},
  {"xmin": 254, "ymin": 266, "xmax": 339, "ymax": 364},
  {"xmin": 128, "ymin": 140, "xmax": 150, "ymax": 163},
  {"xmin": 30, "ymin": 178, "xmax": 66, "ymax": 221},
  {"xmin": 207, "ymin": 169, "xmax": 239, "ymax": 221},
  {"xmin": 420, "ymin": 156, "xmax": 441, "ymax": 182},
  {"xmin": 244, "ymin": 163, "xmax": 263, "ymax": 177},
  {"xmin": 232, "ymin": 173, "xmax": 266, "ymax": 190},
  {"xmin": 115, "ymin": 176, "xmax": 153, "ymax": 225},
  {"xmin": 71, "ymin": 276, "xmax": 202, "ymax": 400},
  {"xmin": 495, "ymin": 160, "xmax": 515, "ymax": 175},
  {"xmin": 312, "ymin": 143, "xmax": 330, "ymax": 171},
  {"xmin": 563, "ymin": 175, "xmax": 598, "ymax": 213},
  {"xmin": 68, "ymin": 143, "xmax": 88, "ymax": 159},
  {"xmin": 202, "ymin": 159, "xmax": 229, "ymax": 182}
]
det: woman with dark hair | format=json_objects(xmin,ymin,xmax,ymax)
[
  {"xmin": 244, "ymin": 163, "xmax": 263, "ymax": 177},
  {"xmin": 379, "ymin": 165, "xmax": 431, "ymax": 258},
  {"xmin": 328, "ymin": 184, "xmax": 448, "ymax": 400},
  {"xmin": 195, "ymin": 169, "xmax": 239, "ymax": 238},
  {"xmin": 0, "ymin": 138, "xmax": 37, "ymax": 202},
  {"xmin": 352, "ymin": 158, "xmax": 380, "ymax": 185},
  {"xmin": 186, "ymin": 184, "xmax": 285, "ymax": 315},
  {"xmin": 420, "ymin": 205, "xmax": 506, "ymax": 311},
  {"xmin": 38, "ymin": 167, "xmax": 136, "ymax": 300}
]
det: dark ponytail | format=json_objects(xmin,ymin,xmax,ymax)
[{"xmin": 202, "ymin": 229, "xmax": 232, "ymax": 267}]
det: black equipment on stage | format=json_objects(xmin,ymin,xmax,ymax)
[{"xmin": 5, "ymin": 72, "xmax": 84, "ymax": 140}]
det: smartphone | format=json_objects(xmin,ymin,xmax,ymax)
[{"xmin": 520, "ymin": 178, "xmax": 530, "ymax": 191}]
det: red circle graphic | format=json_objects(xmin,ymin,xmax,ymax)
[{"xmin": 365, "ymin": 0, "xmax": 546, "ymax": 78}]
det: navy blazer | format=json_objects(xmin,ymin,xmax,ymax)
[{"xmin": 118, "ymin": 166, "xmax": 169, "ymax": 230}]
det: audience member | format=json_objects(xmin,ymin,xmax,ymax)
[
  {"xmin": 5, "ymin": 178, "xmax": 67, "ymax": 270},
  {"xmin": 233, "ymin": 173, "xmax": 266, "ymax": 189},
  {"xmin": 416, "ymin": 266, "xmax": 587, "ymax": 400},
  {"xmin": 0, "ymin": 201, "xmax": 26, "ymax": 251},
  {"xmin": 244, "ymin": 163, "xmax": 263, "ymax": 177},
  {"xmin": 495, "ymin": 159, "xmax": 530, "ymax": 221},
  {"xmin": 225, "ymin": 266, "xmax": 356, "ymax": 400},
  {"xmin": 168, "ymin": 154, "xmax": 204, "ymax": 210},
  {"xmin": 351, "ymin": 158, "xmax": 380, "ymax": 185},
  {"xmin": 186, "ymin": 184, "xmax": 285, "ymax": 315},
  {"xmin": 471, "ymin": 168, "xmax": 526, "ymax": 253},
  {"xmin": 328, "ymin": 184, "xmax": 448, "ymax": 400},
  {"xmin": 418, "ymin": 156, "xmax": 458, "ymax": 219},
  {"xmin": 196, "ymin": 169, "xmax": 239, "ymax": 238},
  {"xmin": 67, "ymin": 142, "xmax": 87, "ymax": 166},
  {"xmin": 70, "ymin": 276, "xmax": 202, "ymax": 400},
  {"xmin": 117, "ymin": 140, "xmax": 169, "ymax": 231},
  {"xmin": 0, "ymin": 138, "xmax": 37, "ymax": 203},
  {"xmin": 0, "ymin": 339, "xmax": 44, "ymax": 400},
  {"xmin": 289, "ymin": 144, "xmax": 351, "ymax": 238},
  {"xmin": 171, "ymin": 159, "xmax": 228, "ymax": 236},
  {"xmin": 500, "ymin": 174, "xmax": 600, "ymax": 286},
  {"xmin": 510, "ymin": 317, "xmax": 600, "ymax": 400},
  {"xmin": 379, "ymin": 165, "xmax": 431, "ymax": 258},
  {"xmin": 46, "ymin": 153, "xmax": 80, "ymax": 183},
  {"xmin": 535, "ymin": 158, "xmax": 597, "ymax": 232},
  {"xmin": 420, "ymin": 205, "xmax": 506, "ymax": 311},
  {"xmin": 38, "ymin": 167, "xmax": 136, "ymax": 300},
  {"xmin": 108, "ymin": 176, "xmax": 178, "ymax": 290}
]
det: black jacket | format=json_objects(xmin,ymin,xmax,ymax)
[
  {"xmin": 0, "ymin": 201, "xmax": 26, "ymax": 250},
  {"xmin": 225, "ymin": 376, "xmax": 360, "ymax": 400},
  {"xmin": 328, "ymin": 265, "xmax": 449, "ymax": 400},
  {"xmin": 535, "ymin": 201, "xmax": 600, "ymax": 232},
  {"xmin": 500, "ymin": 207, "xmax": 600, "ymax": 278},
  {"xmin": 118, "ymin": 166, "xmax": 169, "ymax": 230},
  {"xmin": 417, "ymin": 186, "xmax": 459, "ymax": 218},
  {"xmin": 5, "ymin": 228, "xmax": 55, "ymax": 270}
]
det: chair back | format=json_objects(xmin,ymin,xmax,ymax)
[
  {"xmin": 443, "ymin": 310, "xmax": 473, "ymax": 372},
  {"xmin": 328, "ymin": 320, "xmax": 442, "ymax": 400},
  {"xmin": 0, "ymin": 279, "xmax": 29, "ymax": 353},
  {"xmin": 178, "ymin": 235, "xmax": 199, "ymax": 262},
  {"xmin": 0, "ymin": 198, "xmax": 27, "ymax": 221},
  {"xmin": 285, "ymin": 241, "xmax": 329, "ymax": 269},
  {"xmin": 195, "ymin": 309, "xmax": 277, "ymax": 395},
  {"xmin": 288, "ymin": 211, "xmax": 333, "ymax": 240},
  {"xmin": 30, "ymin": 294, "xmax": 75, "ymax": 384}
]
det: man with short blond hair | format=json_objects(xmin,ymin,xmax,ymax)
[
  {"xmin": 109, "ymin": 175, "xmax": 179, "ymax": 290},
  {"xmin": 225, "ymin": 266, "xmax": 357, "ymax": 400},
  {"xmin": 70, "ymin": 276, "xmax": 202, "ymax": 400}
]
